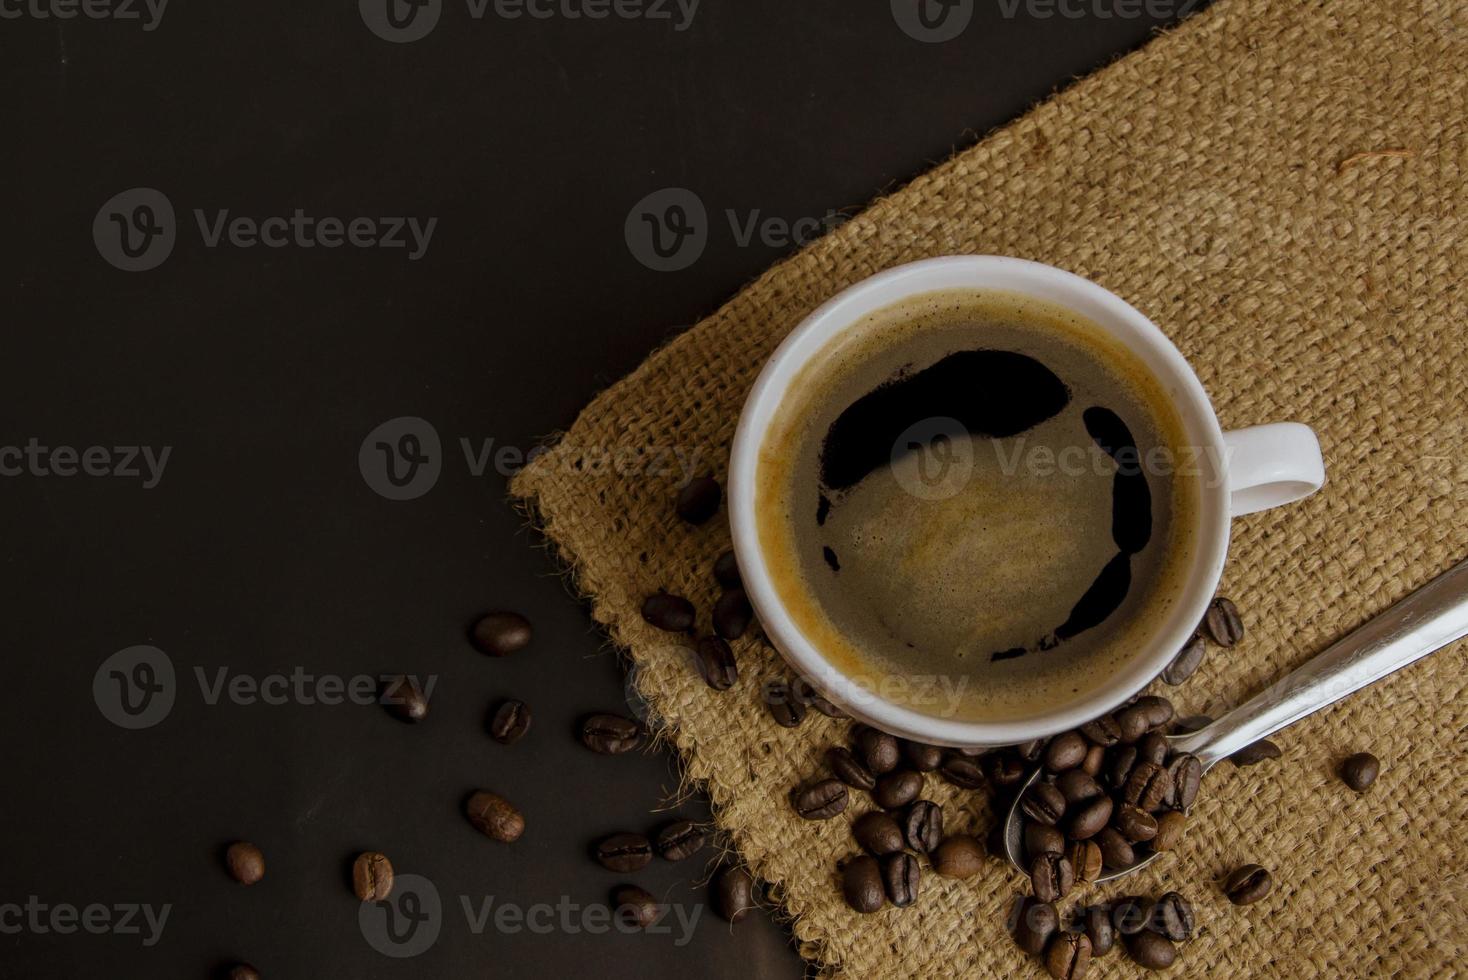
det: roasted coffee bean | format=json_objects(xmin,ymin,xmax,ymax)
[
  {"xmin": 764, "ymin": 680, "xmax": 807, "ymax": 727},
  {"xmin": 1067, "ymin": 839, "xmax": 1103, "ymax": 883},
  {"xmin": 1113, "ymin": 803, "xmax": 1158, "ymax": 843},
  {"xmin": 640, "ymin": 592, "xmax": 695, "ymax": 633},
  {"xmin": 1222, "ymin": 864, "xmax": 1272, "ymax": 905},
  {"xmin": 1152, "ymin": 810, "xmax": 1186, "ymax": 851},
  {"xmin": 352, "ymin": 851, "xmax": 394, "ymax": 902},
  {"xmin": 1081, "ymin": 904, "xmax": 1115, "ymax": 956},
  {"xmin": 226, "ymin": 966, "xmax": 260, "ymax": 980},
  {"xmin": 1021, "ymin": 783, "xmax": 1067, "ymax": 826},
  {"xmin": 881, "ymin": 851, "xmax": 920, "ymax": 907},
  {"xmin": 1162, "ymin": 634, "xmax": 1206, "ymax": 685},
  {"xmin": 655, "ymin": 820, "xmax": 706, "ymax": 861},
  {"xmin": 1081, "ymin": 744, "xmax": 1106, "ymax": 778},
  {"xmin": 951, "ymin": 745, "xmax": 987, "ymax": 757},
  {"xmin": 489, "ymin": 699, "xmax": 532, "ymax": 743},
  {"xmin": 790, "ymin": 778, "xmax": 848, "ymax": 820},
  {"xmin": 594, "ymin": 833, "xmax": 653, "ymax": 872},
  {"xmin": 1056, "ymin": 770, "xmax": 1103, "ymax": 804},
  {"xmin": 1229, "ymin": 739, "xmax": 1281, "ymax": 767},
  {"xmin": 932, "ymin": 835, "xmax": 985, "ymax": 878},
  {"xmin": 986, "ymin": 752, "xmax": 1028, "ymax": 789},
  {"xmin": 225, "ymin": 842, "xmax": 265, "ymax": 885},
  {"xmin": 1014, "ymin": 896, "xmax": 1059, "ymax": 955},
  {"xmin": 676, "ymin": 475, "xmax": 722, "ymax": 524},
  {"xmin": 713, "ymin": 550, "xmax": 742, "ymax": 590},
  {"xmin": 466, "ymin": 790, "xmax": 525, "ymax": 842},
  {"xmin": 1015, "ymin": 739, "xmax": 1046, "ymax": 762},
  {"xmin": 853, "ymin": 811, "xmax": 905, "ymax": 856},
  {"xmin": 940, "ymin": 754, "xmax": 986, "ymax": 789},
  {"xmin": 1150, "ymin": 891, "xmax": 1194, "ymax": 942},
  {"xmin": 470, "ymin": 611, "xmax": 532, "ymax": 656},
  {"xmin": 1066, "ymin": 796, "xmax": 1112, "ymax": 841},
  {"xmin": 841, "ymin": 855, "xmax": 885, "ymax": 913},
  {"xmin": 692, "ymin": 636, "xmax": 738, "ymax": 691},
  {"xmin": 1080, "ymin": 715, "xmax": 1122, "ymax": 747},
  {"xmin": 1030, "ymin": 853, "xmax": 1074, "ymax": 903},
  {"xmin": 1341, "ymin": 751, "xmax": 1380, "ymax": 791},
  {"xmin": 381, "ymin": 675, "xmax": 429, "ymax": 723},
  {"xmin": 826, "ymin": 746, "xmax": 877, "ymax": 791},
  {"xmin": 612, "ymin": 884, "xmax": 661, "ymax": 928},
  {"xmin": 1124, "ymin": 929, "xmax": 1177, "ymax": 970},
  {"xmin": 580, "ymin": 713, "xmax": 643, "ymax": 754},
  {"xmin": 791, "ymin": 676, "xmax": 845, "ymax": 718},
  {"xmin": 712, "ymin": 589, "xmax": 754, "ymax": 640},
  {"xmin": 1203, "ymin": 596, "xmax": 1244, "ymax": 646},
  {"xmin": 1123, "ymin": 762, "xmax": 1172, "ymax": 811},
  {"xmin": 1133, "ymin": 695, "xmax": 1175, "ymax": 730},
  {"xmin": 1045, "ymin": 930, "xmax": 1092, "ymax": 980},
  {"xmin": 1111, "ymin": 895, "xmax": 1153, "ymax": 936},
  {"xmin": 1026, "ymin": 822, "xmax": 1066, "ymax": 859},
  {"xmin": 1116, "ymin": 705, "xmax": 1150, "ymax": 743},
  {"xmin": 855, "ymin": 726, "xmax": 900, "ymax": 775},
  {"xmin": 1167, "ymin": 754, "xmax": 1203, "ymax": 810},
  {"xmin": 1106, "ymin": 745, "xmax": 1139, "ymax": 789},
  {"xmin": 873, "ymin": 770, "xmax": 924, "ymax": 810},
  {"xmin": 901, "ymin": 739, "xmax": 944, "ymax": 772},
  {"xmin": 1095, "ymin": 827, "xmax": 1135, "ymax": 870},
  {"xmin": 903, "ymin": 800, "xmax": 943, "ymax": 854},
  {"xmin": 1044, "ymin": 732, "xmax": 1089, "ymax": 772},
  {"xmin": 713, "ymin": 866, "xmax": 755, "ymax": 923},
  {"xmin": 1136, "ymin": 732, "xmax": 1168, "ymax": 767}
]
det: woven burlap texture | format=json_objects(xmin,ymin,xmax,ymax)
[{"xmin": 512, "ymin": 1, "xmax": 1468, "ymax": 975}]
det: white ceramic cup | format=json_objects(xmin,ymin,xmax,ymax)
[{"xmin": 728, "ymin": 256, "xmax": 1325, "ymax": 747}]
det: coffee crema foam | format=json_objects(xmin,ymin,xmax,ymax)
[{"xmin": 755, "ymin": 289, "xmax": 1201, "ymax": 723}]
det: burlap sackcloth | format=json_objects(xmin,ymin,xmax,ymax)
[{"xmin": 511, "ymin": 0, "xmax": 1468, "ymax": 975}]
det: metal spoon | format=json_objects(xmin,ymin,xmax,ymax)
[{"xmin": 1003, "ymin": 554, "xmax": 1468, "ymax": 883}]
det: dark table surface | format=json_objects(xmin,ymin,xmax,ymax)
[{"xmin": 1, "ymin": 1, "xmax": 1193, "ymax": 975}]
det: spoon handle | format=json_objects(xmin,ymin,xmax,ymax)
[{"xmin": 1170, "ymin": 555, "xmax": 1468, "ymax": 768}]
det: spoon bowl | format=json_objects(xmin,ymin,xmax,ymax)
[{"xmin": 1000, "ymin": 555, "xmax": 1468, "ymax": 883}]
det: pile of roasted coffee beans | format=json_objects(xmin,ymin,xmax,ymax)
[{"xmin": 783, "ymin": 722, "xmax": 1000, "ymax": 914}]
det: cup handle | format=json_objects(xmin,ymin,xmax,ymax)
[{"xmin": 1222, "ymin": 423, "xmax": 1325, "ymax": 516}]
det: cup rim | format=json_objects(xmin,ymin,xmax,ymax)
[{"xmin": 727, "ymin": 256, "xmax": 1232, "ymax": 746}]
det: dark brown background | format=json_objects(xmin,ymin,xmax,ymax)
[{"xmin": 0, "ymin": 1, "xmax": 1192, "ymax": 975}]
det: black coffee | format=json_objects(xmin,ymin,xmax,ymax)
[{"xmin": 755, "ymin": 290, "xmax": 1203, "ymax": 721}]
